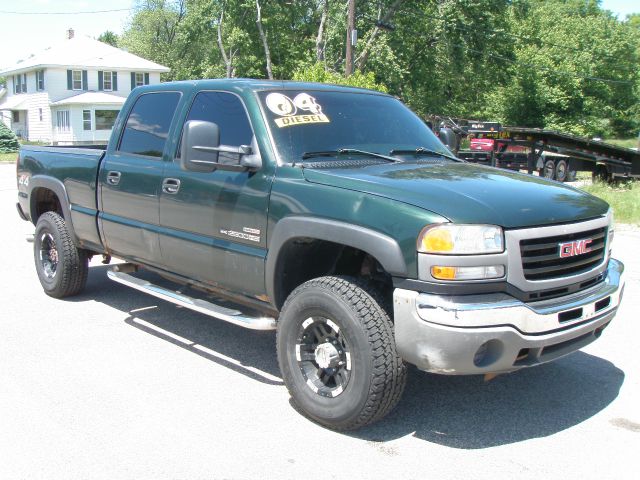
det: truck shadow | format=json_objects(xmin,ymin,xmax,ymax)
[
  {"xmin": 76, "ymin": 265, "xmax": 624, "ymax": 448},
  {"xmin": 75, "ymin": 265, "xmax": 282, "ymax": 386},
  {"xmin": 350, "ymin": 356, "xmax": 624, "ymax": 448}
]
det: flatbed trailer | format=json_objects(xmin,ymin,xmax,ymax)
[{"xmin": 453, "ymin": 123, "xmax": 640, "ymax": 182}]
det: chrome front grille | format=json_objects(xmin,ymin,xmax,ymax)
[
  {"xmin": 520, "ymin": 227, "xmax": 607, "ymax": 281},
  {"xmin": 504, "ymin": 213, "xmax": 611, "ymax": 293}
]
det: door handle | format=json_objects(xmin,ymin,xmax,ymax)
[
  {"xmin": 106, "ymin": 171, "xmax": 121, "ymax": 185},
  {"xmin": 162, "ymin": 178, "xmax": 181, "ymax": 194}
]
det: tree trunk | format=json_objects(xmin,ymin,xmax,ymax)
[
  {"xmin": 315, "ymin": 0, "xmax": 329, "ymax": 62},
  {"xmin": 217, "ymin": 8, "xmax": 234, "ymax": 78},
  {"xmin": 256, "ymin": 0, "xmax": 274, "ymax": 79},
  {"xmin": 356, "ymin": 0, "xmax": 404, "ymax": 70}
]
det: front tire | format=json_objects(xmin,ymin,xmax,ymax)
[
  {"xmin": 277, "ymin": 276, "xmax": 406, "ymax": 430},
  {"xmin": 34, "ymin": 212, "xmax": 89, "ymax": 298}
]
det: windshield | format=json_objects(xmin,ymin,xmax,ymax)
[{"xmin": 258, "ymin": 90, "xmax": 452, "ymax": 163}]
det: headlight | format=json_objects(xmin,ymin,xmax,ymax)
[{"xmin": 417, "ymin": 224, "xmax": 504, "ymax": 255}]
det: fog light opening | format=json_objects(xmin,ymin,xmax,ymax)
[{"xmin": 473, "ymin": 339, "xmax": 504, "ymax": 367}]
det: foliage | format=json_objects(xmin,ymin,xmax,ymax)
[
  {"xmin": 117, "ymin": 0, "xmax": 640, "ymax": 137},
  {"xmin": 97, "ymin": 31, "xmax": 119, "ymax": 47},
  {"xmin": 293, "ymin": 62, "xmax": 387, "ymax": 92},
  {"xmin": 0, "ymin": 122, "xmax": 19, "ymax": 153}
]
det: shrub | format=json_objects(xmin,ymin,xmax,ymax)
[
  {"xmin": 0, "ymin": 121, "xmax": 19, "ymax": 153},
  {"xmin": 292, "ymin": 62, "xmax": 388, "ymax": 93}
]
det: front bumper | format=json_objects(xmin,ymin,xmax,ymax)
[{"xmin": 393, "ymin": 258, "xmax": 625, "ymax": 374}]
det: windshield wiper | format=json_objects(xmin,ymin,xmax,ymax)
[
  {"xmin": 301, "ymin": 148, "xmax": 402, "ymax": 163},
  {"xmin": 389, "ymin": 147, "xmax": 460, "ymax": 162}
]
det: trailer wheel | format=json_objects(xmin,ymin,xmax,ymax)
[
  {"xmin": 555, "ymin": 159, "xmax": 568, "ymax": 182},
  {"xmin": 592, "ymin": 165, "xmax": 610, "ymax": 183},
  {"xmin": 542, "ymin": 159, "xmax": 556, "ymax": 179}
]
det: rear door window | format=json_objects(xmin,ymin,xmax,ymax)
[{"xmin": 119, "ymin": 92, "xmax": 181, "ymax": 158}]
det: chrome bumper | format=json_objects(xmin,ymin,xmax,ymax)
[{"xmin": 393, "ymin": 258, "xmax": 625, "ymax": 374}]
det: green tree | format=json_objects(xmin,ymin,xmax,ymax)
[
  {"xmin": 116, "ymin": 0, "xmax": 640, "ymax": 137},
  {"xmin": 485, "ymin": 0, "xmax": 639, "ymax": 136},
  {"xmin": 0, "ymin": 122, "xmax": 19, "ymax": 153},
  {"xmin": 293, "ymin": 62, "xmax": 387, "ymax": 92},
  {"xmin": 98, "ymin": 31, "xmax": 119, "ymax": 47}
]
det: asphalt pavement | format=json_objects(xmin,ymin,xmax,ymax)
[{"xmin": 1, "ymin": 163, "xmax": 638, "ymax": 479}]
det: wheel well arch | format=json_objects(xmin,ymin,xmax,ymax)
[
  {"xmin": 266, "ymin": 217, "xmax": 408, "ymax": 310},
  {"xmin": 30, "ymin": 187, "xmax": 63, "ymax": 222},
  {"xmin": 270, "ymin": 237, "xmax": 393, "ymax": 310},
  {"xmin": 27, "ymin": 176, "xmax": 78, "ymax": 243}
]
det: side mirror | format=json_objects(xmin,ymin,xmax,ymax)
[
  {"xmin": 181, "ymin": 120, "xmax": 220, "ymax": 173},
  {"xmin": 180, "ymin": 120, "xmax": 262, "ymax": 173}
]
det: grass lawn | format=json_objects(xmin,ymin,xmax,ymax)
[
  {"xmin": 605, "ymin": 138, "xmax": 638, "ymax": 149},
  {"xmin": 0, "ymin": 152, "xmax": 17, "ymax": 162},
  {"xmin": 582, "ymin": 181, "xmax": 640, "ymax": 225}
]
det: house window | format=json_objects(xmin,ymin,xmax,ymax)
[
  {"xmin": 95, "ymin": 110, "xmax": 119, "ymax": 130},
  {"xmin": 72, "ymin": 70, "xmax": 83, "ymax": 90},
  {"xmin": 56, "ymin": 111, "xmax": 70, "ymax": 132},
  {"xmin": 103, "ymin": 71, "xmax": 113, "ymax": 91},
  {"xmin": 39, "ymin": 108, "xmax": 43, "ymax": 122},
  {"xmin": 12, "ymin": 111, "xmax": 19, "ymax": 123},
  {"xmin": 135, "ymin": 73, "xmax": 144, "ymax": 87},
  {"xmin": 83, "ymin": 110, "xmax": 92, "ymax": 131},
  {"xmin": 13, "ymin": 74, "xmax": 26, "ymax": 94},
  {"xmin": 36, "ymin": 70, "xmax": 45, "ymax": 91}
]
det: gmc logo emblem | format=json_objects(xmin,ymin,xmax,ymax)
[{"xmin": 559, "ymin": 239, "xmax": 592, "ymax": 258}]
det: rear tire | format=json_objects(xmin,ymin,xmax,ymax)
[
  {"xmin": 277, "ymin": 276, "xmax": 406, "ymax": 430},
  {"xmin": 34, "ymin": 212, "xmax": 89, "ymax": 298},
  {"xmin": 555, "ymin": 159, "xmax": 568, "ymax": 182}
]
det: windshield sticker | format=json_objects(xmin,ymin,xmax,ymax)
[{"xmin": 265, "ymin": 92, "xmax": 330, "ymax": 128}]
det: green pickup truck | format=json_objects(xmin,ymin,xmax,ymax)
[{"xmin": 16, "ymin": 79, "xmax": 625, "ymax": 430}]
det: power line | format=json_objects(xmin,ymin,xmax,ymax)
[{"xmin": 0, "ymin": 8, "xmax": 131, "ymax": 15}]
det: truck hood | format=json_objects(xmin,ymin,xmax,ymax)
[{"xmin": 302, "ymin": 162, "xmax": 609, "ymax": 228}]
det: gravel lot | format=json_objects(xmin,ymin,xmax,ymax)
[{"xmin": 1, "ymin": 163, "xmax": 638, "ymax": 480}]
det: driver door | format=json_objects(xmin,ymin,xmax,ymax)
[{"xmin": 158, "ymin": 91, "xmax": 274, "ymax": 297}]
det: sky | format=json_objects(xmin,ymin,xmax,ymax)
[{"xmin": 0, "ymin": 0, "xmax": 637, "ymax": 70}]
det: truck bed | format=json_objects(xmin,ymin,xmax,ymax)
[{"xmin": 18, "ymin": 145, "xmax": 105, "ymax": 250}]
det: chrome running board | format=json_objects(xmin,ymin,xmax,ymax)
[{"xmin": 107, "ymin": 268, "xmax": 277, "ymax": 331}]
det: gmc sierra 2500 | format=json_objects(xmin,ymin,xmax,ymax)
[{"xmin": 17, "ymin": 79, "xmax": 624, "ymax": 430}]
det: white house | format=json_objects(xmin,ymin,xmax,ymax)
[{"xmin": 0, "ymin": 30, "xmax": 169, "ymax": 145}]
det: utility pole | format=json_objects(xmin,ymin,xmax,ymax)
[{"xmin": 345, "ymin": 0, "xmax": 356, "ymax": 76}]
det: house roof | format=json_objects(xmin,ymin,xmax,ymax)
[
  {"xmin": 0, "ymin": 95, "xmax": 28, "ymax": 110},
  {"xmin": 50, "ymin": 91, "xmax": 127, "ymax": 106},
  {"xmin": 0, "ymin": 36, "xmax": 170, "ymax": 76}
]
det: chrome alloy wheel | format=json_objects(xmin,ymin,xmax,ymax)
[
  {"xmin": 39, "ymin": 232, "xmax": 59, "ymax": 279},
  {"xmin": 296, "ymin": 317, "xmax": 351, "ymax": 398}
]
